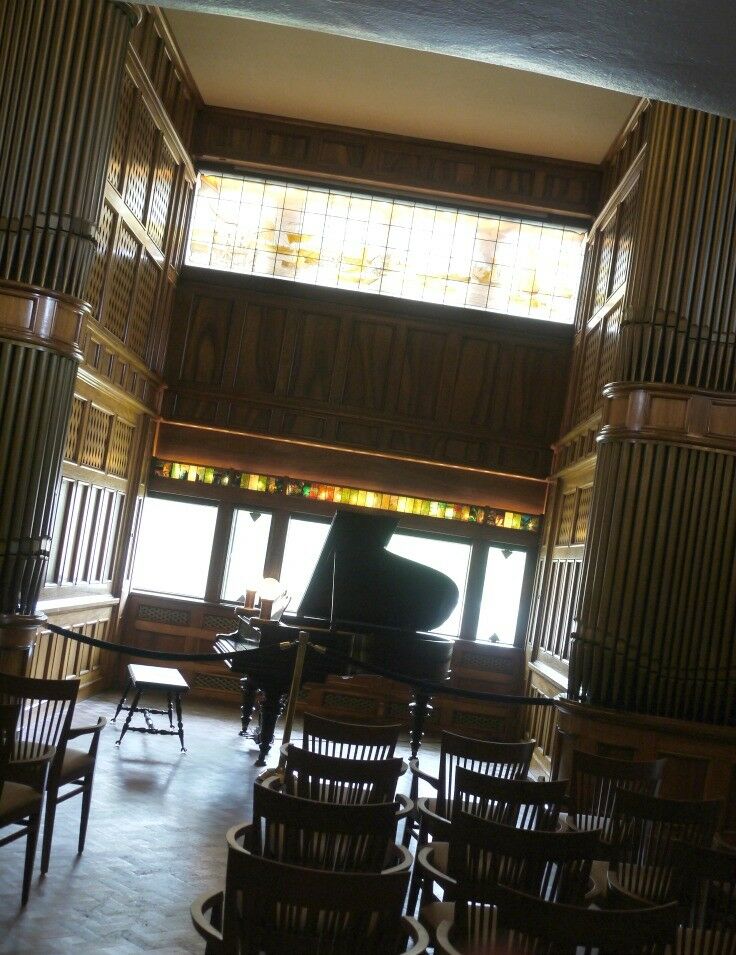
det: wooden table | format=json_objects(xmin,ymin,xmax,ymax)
[{"xmin": 112, "ymin": 664, "xmax": 189, "ymax": 752}]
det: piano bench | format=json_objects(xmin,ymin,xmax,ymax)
[{"xmin": 111, "ymin": 664, "xmax": 190, "ymax": 752}]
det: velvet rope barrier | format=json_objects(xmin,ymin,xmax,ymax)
[{"xmin": 41, "ymin": 621, "xmax": 560, "ymax": 706}]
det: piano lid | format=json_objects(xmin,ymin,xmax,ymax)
[{"xmin": 297, "ymin": 511, "xmax": 459, "ymax": 633}]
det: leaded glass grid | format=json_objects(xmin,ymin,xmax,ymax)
[{"xmin": 187, "ymin": 172, "xmax": 586, "ymax": 323}]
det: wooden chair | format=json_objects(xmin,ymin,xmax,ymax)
[
  {"xmin": 435, "ymin": 884, "xmax": 677, "ymax": 955},
  {"xmin": 301, "ymin": 711, "xmax": 402, "ymax": 759},
  {"xmin": 419, "ymin": 809, "xmax": 601, "ymax": 929},
  {"xmin": 672, "ymin": 841, "xmax": 736, "ymax": 955},
  {"xmin": 405, "ymin": 733, "xmax": 534, "ymax": 909},
  {"xmin": 453, "ymin": 767, "xmax": 569, "ymax": 831},
  {"xmin": 0, "ymin": 672, "xmax": 106, "ymax": 872},
  {"xmin": 0, "ymin": 702, "xmax": 54, "ymax": 905},
  {"xmin": 234, "ymin": 781, "xmax": 411, "ymax": 873},
  {"xmin": 191, "ymin": 850, "xmax": 430, "ymax": 954},
  {"xmin": 281, "ymin": 743, "xmax": 405, "ymax": 804},
  {"xmin": 413, "ymin": 770, "xmax": 570, "ymax": 910},
  {"xmin": 567, "ymin": 749, "xmax": 667, "ymax": 841},
  {"xmin": 608, "ymin": 788, "xmax": 722, "ymax": 905}
]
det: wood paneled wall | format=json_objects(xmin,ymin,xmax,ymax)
[
  {"xmin": 37, "ymin": 8, "xmax": 197, "ymax": 696},
  {"xmin": 193, "ymin": 108, "xmax": 601, "ymax": 222},
  {"xmin": 162, "ymin": 270, "xmax": 572, "ymax": 507},
  {"xmin": 524, "ymin": 102, "xmax": 649, "ymax": 766}
]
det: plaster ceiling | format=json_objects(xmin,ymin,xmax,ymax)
[
  {"xmin": 165, "ymin": 9, "xmax": 637, "ymax": 164},
  {"xmin": 156, "ymin": 0, "xmax": 736, "ymax": 122}
]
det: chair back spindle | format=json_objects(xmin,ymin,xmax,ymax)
[
  {"xmin": 249, "ymin": 783, "xmax": 398, "ymax": 871},
  {"xmin": 0, "ymin": 673, "xmax": 78, "ymax": 770},
  {"xmin": 282, "ymin": 745, "xmax": 404, "ymax": 805},
  {"xmin": 435, "ymin": 733, "xmax": 534, "ymax": 820},
  {"xmin": 448, "ymin": 810, "xmax": 601, "ymax": 908},
  {"xmin": 302, "ymin": 712, "xmax": 401, "ymax": 760},
  {"xmin": 454, "ymin": 766, "xmax": 568, "ymax": 831},
  {"xmin": 610, "ymin": 788, "xmax": 722, "ymax": 905},
  {"xmin": 672, "ymin": 841, "xmax": 736, "ymax": 955},
  {"xmin": 223, "ymin": 850, "xmax": 414, "ymax": 954},
  {"xmin": 449, "ymin": 885, "xmax": 676, "ymax": 955},
  {"xmin": 568, "ymin": 749, "xmax": 666, "ymax": 841},
  {"xmin": 0, "ymin": 703, "xmax": 21, "ymax": 801}
]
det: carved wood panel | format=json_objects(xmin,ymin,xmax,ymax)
[
  {"xmin": 194, "ymin": 108, "xmax": 601, "ymax": 220},
  {"xmin": 164, "ymin": 272, "xmax": 573, "ymax": 479}
]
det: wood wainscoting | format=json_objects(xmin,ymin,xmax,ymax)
[{"xmin": 120, "ymin": 593, "xmax": 244, "ymax": 702}]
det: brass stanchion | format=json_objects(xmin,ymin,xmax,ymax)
[{"xmin": 278, "ymin": 630, "xmax": 309, "ymax": 769}]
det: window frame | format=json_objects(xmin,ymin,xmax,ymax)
[
  {"xmin": 186, "ymin": 167, "xmax": 587, "ymax": 325},
  {"xmin": 132, "ymin": 484, "xmax": 538, "ymax": 647},
  {"xmin": 130, "ymin": 491, "xmax": 221, "ymax": 601}
]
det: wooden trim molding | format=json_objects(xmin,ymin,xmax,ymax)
[
  {"xmin": 155, "ymin": 420, "xmax": 550, "ymax": 514},
  {"xmin": 0, "ymin": 280, "xmax": 87, "ymax": 360},
  {"xmin": 600, "ymin": 382, "xmax": 736, "ymax": 454},
  {"xmin": 193, "ymin": 107, "xmax": 602, "ymax": 222}
]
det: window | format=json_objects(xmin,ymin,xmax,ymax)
[
  {"xmin": 476, "ymin": 546, "xmax": 527, "ymax": 643},
  {"xmin": 221, "ymin": 508, "xmax": 273, "ymax": 602},
  {"xmin": 279, "ymin": 516, "xmax": 331, "ymax": 610},
  {"xmin": 187, "ymin": 172, "xmax": 586, "ymax": 323},
  {"xmin": 131, "ymin": 497, "xmax": 217, "ymax": 599},
  {"xmin": 386, "ymin": 532, "xmax": 471, "ymax": 636}
]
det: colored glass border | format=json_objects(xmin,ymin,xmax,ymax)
[{"xmin": 151, "ymin": 458, "xmax": 541, "ymax": 532}]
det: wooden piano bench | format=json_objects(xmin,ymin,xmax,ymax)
[{"xmin": 111, "ymin": 663, "xmax": 190, "ymax": 752}]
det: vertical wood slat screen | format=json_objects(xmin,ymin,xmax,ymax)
[
  {"xmin": 618, "ymin": 107, "xmax": 736, "ymax": 393},
  {"xmin": 525, "ymin": 112, "xmax": 649, "ymax": 696},
  {"xmin": 36, "ymin": 7, "xmax": 198, "ymax": 693},
  {"xmin": 0, "ymin": 0, "xmax": 134, "ymax": 298},
  {"xmin": 572, "ymin": 441, "xmax": 736, "ymax": 724}
]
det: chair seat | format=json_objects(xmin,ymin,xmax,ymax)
[
  {"xmin": 420, "ymin": 900, "xmax": 455, "ymax": 933},
  {"xmin": 58, "ymin": 747, "xmax": 95, "ymax": 784},
  {"xmin": 0, "ymin": 782, "xmax": 42, "ymax": 825}
]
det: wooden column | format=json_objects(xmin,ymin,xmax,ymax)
[
  {"xmin": 570, "ymin": 103, "xmax": 736, "ymax": 726},
  {"xmin": 0, "ymin": 0, "xmax": 136, "ymax": 673}
]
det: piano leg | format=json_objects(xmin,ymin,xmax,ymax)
[
  {"xmin": 254, "ymin": 681, "xmax": 287, "ymax": 767},
  {"xmin": 239, "ymin": 677, "xmax": 259, "ymax": 737},
  {"xmin": 403, "ymin": 689, "xmax": 433, "ymax": 847}
]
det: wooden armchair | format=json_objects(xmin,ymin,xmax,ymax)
[
  {"xmin": 419, "ymin": 809, "xmax": 601, "ymax": 931},
  {"xmin": 435, "ymin": 884, "xmax": 677, "ymax": 955},
  {"xmin": 239, "ymin": 781, "xmax": 411, "ymax": 873},
  {"xmin": 453, "ymin": 767, "xmax": 569, "ymax": 831},
  {"xmin": 567, "ymin": 749, "xmax": 667, "ymax": 842},
  {"xmin": 0, "ymin": 672, "xmax": 106, "ymax": 873},
  {"xmin": 301, "ymin": 711, "xmax": 402, "ymax": 759},
  {"xmin": 44, "ymin": 713, "xmax": 107, "ymax": 871},
  {"xmin": 672, "ymin": 841, "xmax": 736, "ymax": 955},
  {"xmin": 405, "ymin": 733, "xmax": 534, "ymax": 909},
  {"xmin": 191, "ymin": 850, "xmax": 429, "ymax": 954},
  {"xmin": 413, "ymin": 769, "xmax": 570, "ymax": 908},
  {"xmin": 608, "ymin": 788, "xmax": 722, "ymax": 906},
  {"xmin": 0, "ymin": 702, "xmax": 54, "ymax": 905}
]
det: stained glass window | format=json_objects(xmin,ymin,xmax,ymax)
[
  {"xmin": 187, "ymin": 173, "xmax": 586, "ymax": 323},
  {"xmin": 150, "ymin": 458, "xmax": 542, "ymax": 532}
]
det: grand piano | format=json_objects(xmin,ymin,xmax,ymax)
[{"xmin": 214, "ymin": 511, "xmax": 458, "ymax": 764}]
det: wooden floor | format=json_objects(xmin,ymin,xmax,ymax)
[{"xmin": 0, "ymin": 691, "xmax": 437, "ymax": 955}]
